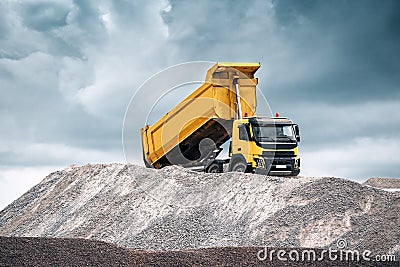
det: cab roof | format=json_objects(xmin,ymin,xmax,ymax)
[{"xmin": 248, "ymin": 116, "xmax": 294, "ymax": 125}]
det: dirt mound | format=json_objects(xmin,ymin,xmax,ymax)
[
  {"xmin": 0, "ymin": 236, "xmax": 397, "ymax": 267},
  {"xmin": 364, "ymin": 178, "xmax": 400, "ymax": 189},
  {"xmin": 0, "ymin": 164, "xmax": 399, "ymax": 257}
]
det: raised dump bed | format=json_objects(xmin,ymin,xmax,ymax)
[{"xmin": 141, "ymin": 62, "xmax": 260, "ymax": 168}]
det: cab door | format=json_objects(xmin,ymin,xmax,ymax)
[{"xmin": 231, "ymin": 123, "xmax": 252, "ymax": 162}]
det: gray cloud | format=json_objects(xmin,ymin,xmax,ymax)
[
  {"xmin": 19, "ymin": 1, "xmax": 70, "ymax": 32},
  {"xmin": 271, "ymin": 0, "xmax": 400, "ymax": 100}
]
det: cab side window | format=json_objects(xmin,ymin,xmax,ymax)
[{"xmin": 238, "ymin": 124, "xmax": 250, "ymax": 141}]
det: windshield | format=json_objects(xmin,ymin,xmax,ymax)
[{"xmin": 252, "ymin": 125, "xmax": 295, "ymax": 141}]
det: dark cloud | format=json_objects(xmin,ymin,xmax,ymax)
[
  {"xmin": 0, "ymin": 59, "xmax": 119, "ymax": 146},
  {"xmin": 161, "ymin": 0, "xmax": 273, "ymax": 62},
  {"xmin": 0, "ymin": 0, "xmax": 171, "ymax": 169},
  {"xmin": 160, "ymin": 0, "xmax": 400, "ymax": 105},
  {"xmin": 19, "ymin": 1, "xmax": 70, "ymax": 32},
  {"xmin": 270, "ymin": 0, "xmax": 400, "ymax": 102}
]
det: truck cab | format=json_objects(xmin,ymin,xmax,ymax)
[{"xmin": 228, "ymin": 116, "xmax": 300, "ymax": 176}]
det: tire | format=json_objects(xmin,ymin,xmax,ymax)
[
  {"xmin": 231, "ymin": 161, "xmax": 247, "ymax": 173},
  {"xmin": 206, "ymin": 162, "xmax": 222, "ymax": 173}
]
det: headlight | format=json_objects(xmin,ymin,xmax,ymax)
[
  {"xmin": 254, "ymin": 157, "xmax": 265, "ymax": 168},
  {"xmin": 295, "ymin": 158, "xmax": 300, "ymax": 168}
]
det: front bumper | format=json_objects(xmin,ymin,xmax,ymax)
[{"xmin": 254, "ymin": 156, "xmax": 300, "ymax": 175}]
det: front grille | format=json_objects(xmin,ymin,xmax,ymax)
[
  {"xmin": 263, "ymin": 151, "xmax": 295, "ymax": 158},
  {"xmin": 258, "ymin": 142, "xmax": 297, "ymax": 149},
  {"xmin": 273, "ymin": 159, "xmax": 292, "ymax": 165},
  {"xmin": 275, "ymin": 151, "xmax": 295, "ymax": 158}
]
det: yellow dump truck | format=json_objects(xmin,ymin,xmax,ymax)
[{"xmin": 141, "ymin": 62, "xmax": 301, "ymax": 175}]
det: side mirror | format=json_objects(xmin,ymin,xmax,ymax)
[{"xmin": 294, "ymin": 124, "xmax": 300, "ymax": 142}]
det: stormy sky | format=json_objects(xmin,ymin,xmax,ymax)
[{"xmin": 1, "ymin": 0, "xmax": 399, "ymax": 209}]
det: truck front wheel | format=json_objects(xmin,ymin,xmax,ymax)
[
  {"xmin": 291, "ymin": 169, "xmax": 300, "ymax": 176},
  {"xmin": 231, "ymin": 161, "xmax": 247, "ymax": 173}
]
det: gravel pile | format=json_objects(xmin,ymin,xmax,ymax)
[
  {"xmin": 1, "ymin": 236, "xmax": 397, "ymax": 267},
  {"xmin": 364, "ymin": 178, "xmax": 400, "ymax": 189},
  {"xmin": 0, "ymin": 164, "xmax": 399, "ymax": 257}
]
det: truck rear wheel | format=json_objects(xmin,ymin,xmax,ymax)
[
  {"xmin": 231, "ymin": 161, "xmax": 247, "ymax": 173},
  {"xmin": 206, "ymin": 162, "xmax": 223, "ymax": 173}
]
